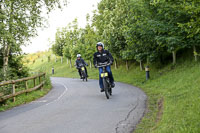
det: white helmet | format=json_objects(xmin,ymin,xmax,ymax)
[
  {"xmin": 96, "ymin": 42, "xmax": 104, "ymax": 49},
  {"xmin": 77, "ymin": 54, "xmax": 81, "ymax": 58}
]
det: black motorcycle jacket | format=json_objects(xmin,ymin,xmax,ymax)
[
  {"xmin": 93, "ymin": 50, "xmax": 114, "ymax": 65},
  {"xmin": 75, "ymin": 58, "xmax": 87, "ymax": 68}
]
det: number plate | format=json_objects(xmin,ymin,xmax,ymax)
[
  {"xmin": 81, "ymin": 67, "xmax": 85, "ymax": 71},
  {"xmin": 101, "ymin": 72, "xmax": 108, "ymax": 77}
]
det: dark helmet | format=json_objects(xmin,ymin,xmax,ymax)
[{"xmin": 96, "ymin": 42, "xmax": 104, "ymax": 49}]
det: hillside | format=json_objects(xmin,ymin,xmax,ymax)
[{"xmin": 24, "ymin": 51, "xmax": 200, "ymax": 133}]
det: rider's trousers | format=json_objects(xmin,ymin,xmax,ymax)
[{"xmin": 98, "ymin": 65, "xmax": 114, "ymax": 89}]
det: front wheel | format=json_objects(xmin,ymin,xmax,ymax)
[
  {"xmin": 84, "ymin": 71, "xmax": 87, "ymax": 82},
  {"xmin": 85, "ymin": 76, "xmax": 88, "ymax": 82},
  {"xmin": 109, "ymin": 87, "xmax": 112, "ymax": 95},
  {"xmin": 81, "ymin": 71, "xmax": 85, "ymax": 81},
  {"xmin": 106, "ymin": 78, "xmax": 112, "ymax": 96},
  {"xmin": 83, "ymin": 71, "xmax": 88, "ymax": 82},
  {"xmin": 103, "ymin": 78, "xmax": 110, "ymax": 99}
]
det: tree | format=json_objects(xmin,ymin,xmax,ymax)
[
  {"xmin": 0, "ymin": 0, "xmax": 67, "ymax": 80},
  {"xmin": 52, "ymin": 15, "xmax": 97, "ymax": 69},
  {"xmin": 122, "ymin": 0, "xmax": 159, "ymax": 67},
  {"xmin": 178, "ymin": 1, "xmax": 200, "ymax": 61},
  {"xmin": 93, "ymin": 0, "xmax": 128, "ymax": 61},
  {"xmin": 80, "ymin": 14, "xmax": 98, "ymax": 68},
  {"xmin": 51, "ymin": 0, "xmax": 200, "ymax": 70},
  {"xmin": 151, "ymin": 1, "xmax": 189, "ymax": 65},
  {"xmin": 61, "ymin": 19, "xmax": 81, "ymax": 68},
  {"xmin": 52, "ymin": 28, "xmax": 66, "ymax": 63}
]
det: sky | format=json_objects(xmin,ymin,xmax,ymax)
[{"xmin": 22, "ymin": 0, "xmax": 101, "ymax": 53}]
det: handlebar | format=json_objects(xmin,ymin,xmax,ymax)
[
  {"xmin": 97, "ymin": 62, "xmax": 111, "ymax": 68},
  {"xmin": 76, "ymin": 63, "xmax": 86, "ymax": 69}
]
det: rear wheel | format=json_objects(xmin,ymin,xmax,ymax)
[{"xmin": 103, "ymin": 78, "xmax": 109, "ymax": 99}]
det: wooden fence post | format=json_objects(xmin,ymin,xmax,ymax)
[
  {"xmin": 41, "ymin": 74, "xmax": 45, "ymax": 91},
  {"xmin": 12, "ymin": 83, "xmax": 16, "ymax": 102},
  {"xmin": 33, "ymin": 78, "xmax": 36, "ymax": 87},
  {"xmin": 39, "ymin": 76, "xmax": 41, "ymax": 84},
  {"xmin": 39, "ymin": 76, "xmax": 43, "ymax": 90},
  {"xmin": 0, "ymin": 73, "xmax": 46, "ymax": 103},
  {"xmin": 25, "ymin": 81, "xmax": 28, "ymax": 95}
]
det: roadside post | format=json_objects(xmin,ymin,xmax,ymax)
[
  {"xmin": 145, "ymin": 66, "xmax": 150, "ymax": 80},
  {"xmin": 52, "ymin": 67, "xmax": 54, "ymax": 75}
]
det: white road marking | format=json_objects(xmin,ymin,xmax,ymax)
[
  {"xmin": 32, "ymin": 100, "xmax": 47, "ymax": 103},
  {"xmin": 45, "ymin": 82, "xmax": 68, "ymax": 106}
]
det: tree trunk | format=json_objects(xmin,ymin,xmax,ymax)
[
  {"xmin": 172, "ymin": 51, "xmax": 176, "ymax": 65},
  {"xmin": 3, "ymin": 41, "xmax": 10, "ymax": 80},
  {"xmin": 3, "ymin": 45, "xmax": 10, "ymax": 81},
  {"xmin": 69, "ymin": 59, "xmax": 72, "ymax": 68},
  {"xmin": 140, "ymin": 60, "xmax": 144, "ymax": 71},
  {"xmin": 67, "ymin": 58, "xmax": 68, "ymax": 64},
  {"xmin": 193, "ymin": 45, "xmax": 197, "ymax": 62},
  {"xmin": 48, "ymin": 56, "xmax": 50, "ymax": 62},
  {"xmin": 146, "ymin": 57, "xmax": 150, "ymax": 65},
  {"xmin": 61, "ymin": 56, "xmax": 63, "ymax": 64},
  {"xmin": 126, "ymin": 60, "xmax": 129, "ymax": 70},
  {"xmin": 55, "ymin": 56, "xmax": 57, "ymax": 62},
  {"xmin": 3, "ymin": 2, "xmax": 13, "ymax": 80},
  {"xmin": 89, "ymin": 60, "xmax": 92, "ymax": 69},
  {"xmin": 114, "ymin": 59, "xmax": 117, "ymax": 69}
]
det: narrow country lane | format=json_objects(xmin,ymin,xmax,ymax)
[{"xmin": 0, "ymin": 77, "xmax": 147, "ymax": 133}]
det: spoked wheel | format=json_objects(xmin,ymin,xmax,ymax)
[
  {"xmin": 81, "ymin": 72, "xmax": 84, "ymax": 81},
  {"xmin": 103, "ymin": 78, "xmax": 110, "ymax": 99},
  {"xmin": 81, "ymin": 71, "xmax": 86, "ymax": 81},
  {"xmin": 84, "ymin": 71, "xmax": 87, "ymax": 82},
  {"xmin": 109, "ymin": 87, "xmax": 112, "ymax": 95}
]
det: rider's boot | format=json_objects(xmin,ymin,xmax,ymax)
[
  {"xmin": 111, "ymin": 82, "xmax": 115, "ymax": 88},
  {"xmin": 100, "ymin": 88, "xmax": 104, "ymax": 92}
]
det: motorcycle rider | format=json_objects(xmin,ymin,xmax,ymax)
[
  {"xmin": 75, "ymin": 54, "xmax": 88, "ymax": 79},
  {"xmin": 93, "ymin": 42, "xmax": 115, "ymax": 92}
]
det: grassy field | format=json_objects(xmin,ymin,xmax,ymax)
[{"xmin": 25, "ymin": 51, "xmax": 200, "ymax": 133}]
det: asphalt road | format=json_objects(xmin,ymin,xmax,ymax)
[{"xmin": 0, "ymin": 77, "xmax": 147, "ymax": 133}]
